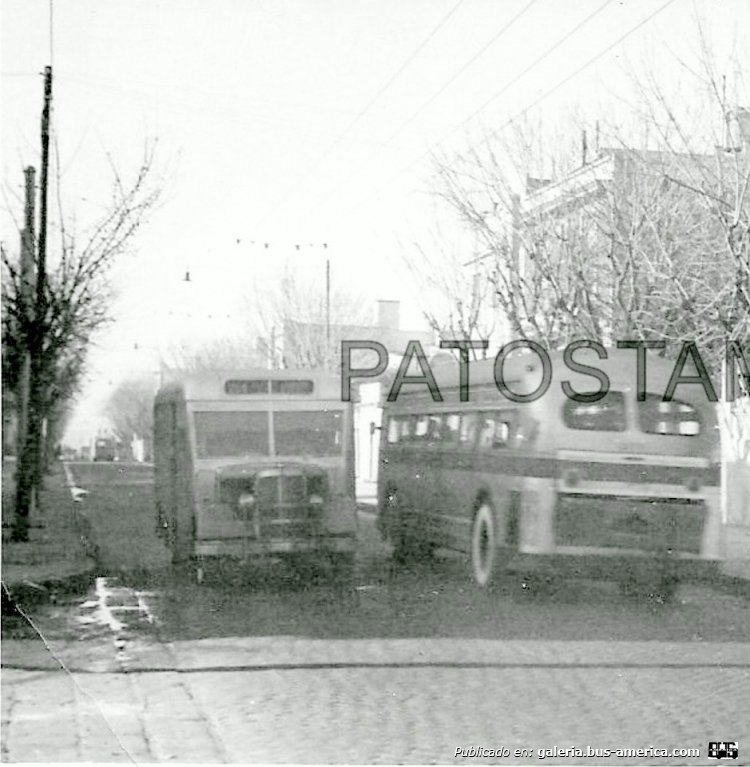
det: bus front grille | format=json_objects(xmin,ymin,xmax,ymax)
[
  {"xmin": 254, "ymin": 474, "xmax": 321, "ymax": 540},
  {"xmin": 555, "ymin": 495, "xmax": 705, "ymax": 554}
]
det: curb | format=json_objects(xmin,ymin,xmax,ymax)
[
  {"xmin": 711, "ymin": 570, "xmax": 750, "ymax": 600},
  {"xmin": 1, "ymin": 565, "xmax": 98, "ymax": 615}
]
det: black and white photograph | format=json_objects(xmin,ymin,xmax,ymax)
[{"xmin": 2, "ymin": 0, "xmax": 749, "ymax": 763}]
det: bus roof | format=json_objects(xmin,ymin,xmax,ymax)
[{"xmin": 156, "ymin": 368, "xmax": 343, "ymax": 402}]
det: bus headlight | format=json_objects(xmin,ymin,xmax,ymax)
[{"xmin": 238, "ymin": 492, "xmax": 256, "ymax": 508}]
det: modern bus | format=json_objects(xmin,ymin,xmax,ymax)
[
  {"xmin": 154, "ymin": 369, "xmax": 357, "ymax": 580},
  {"xmin": 377, "ymin": 347, "xmax": 723, "ymax": 596}
]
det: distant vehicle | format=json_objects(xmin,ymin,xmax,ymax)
[
  {"xmin": 61, "ymin": 446, "xmax": 78, "ymax": 461},
  {"xmin": 377, "ymin": 347, "xmax": 723, "ymax": 598},
  {"xmin": 153, "ymin": 369, "xmax": 357, "ymax": 582},
  {"xmin": 93, "ymin": 437, "xmax": 116, "ymax": 462}
]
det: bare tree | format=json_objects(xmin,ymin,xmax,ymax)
[
  {"xmin": 402, "ymin": 228, "xmax": 497, "ymax": 356},
  {"xmin": 429, "ymin": 113, "xmax": 598, "ymax": 350},
  {"xmin": 2, "ymin": 144, "xmax": 161, "ymax": 540},
  {"xmin": 421, "ymin": 26, "xmax": 749, "ymax": 458},
  {"xmin": 426, "ymin": 48, "xmax": 747, "ymax": 348},
  {"xmin": 252, "ymin": 263, "xmax": 373, "ymax": 371},
  {"xmin": 162, "ymin": 335, "xmax": 264, "ymax": 376},
  {"xmin": 103, "ymin": 376, "xmax": 158, "ymax": 460}
]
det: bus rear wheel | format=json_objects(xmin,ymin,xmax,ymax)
[
  {"xmin": 392, "ymin": 527, "xmax": 434, "ymax": 564},
  {"xmin": 471, "ymin": 503, "xmax": 502, "ymax": 587},
  {"xmin": 329, "ymin": 551, "xmax": 355, "ymax": 582}
]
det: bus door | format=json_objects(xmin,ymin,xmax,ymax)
[
  {"xmin": 405, "ymin": 413, "xmax": 444, "ymax": 537},
  {"xmin": 429, "ymin": 412, "xmax": 465, "ymax": 549}
]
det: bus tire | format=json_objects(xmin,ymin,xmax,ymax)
[
  {"xmin": 329, "ymin": 552, "xmax": 355, "ymax": 582},
  {"xmin": 471, "ymin": 503, "xmax": 502, "ymax": 587},
  {"xmin": 393, "ymin": 528, "xmax": 433, "ymax": 564}
]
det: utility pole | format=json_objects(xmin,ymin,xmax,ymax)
[
  {"xmin": 13, "ymin": 66, "xmax": 52, "ymax": 541},
  {"xmin": 15, "ymin": 167, "xmax": 36, "ymax": 480},
  {"xmin": 37, "ymin": 65, "xmax": 52, "ymax": 324},
  {"xmin": 34, "ymin": 64, "xmax": 53, "ymax": 490}
]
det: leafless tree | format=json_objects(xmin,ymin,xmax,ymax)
[
  {"xmin": 2, "ymin": 143, "xmax": 162, "ymax": 539},
  {"xmin": 429, "ymin": 113, "xmax": 596, "ymax": 350},
  {"xmin": 251, "ymin": 263, "xmax": 373, "ymax": 372},
  {"xmin": 162, "ymin": 336, "xmax": 263, "ymax": 376},
  {"xmin": 402, "ymin": 229, "xmax": 497, "ymax": 357},
  {"xmin": 103, "ymin": 376, "xmax": 158, "ymax": 460},
  {"xmin": 425, "ymin": 27, "xmax": 748, "ymax": 354},
  {"xmin": 420, "ymin": 27, "xmax": 749, "ymax": 458}
]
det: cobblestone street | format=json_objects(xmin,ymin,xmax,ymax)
[{"xmin": 3, "ymin": 638, "xmax": 749, "ymax": 763}]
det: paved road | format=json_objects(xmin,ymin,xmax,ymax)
[{"xmin": 3, "ymin": 462, "xmax": 749, "ymax": 763}]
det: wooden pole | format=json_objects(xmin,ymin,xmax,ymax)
[
  {"xmin": 13, "ymin": 67, "xmax": 52, "ymax": 540},
  {"xmin": 16, "ymin": 168, "xmax": 36, "ymax": 466}
]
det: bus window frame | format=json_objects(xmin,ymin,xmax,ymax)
[
  {"xmin": 637, "ymin": 393, "xmax": 702, "ymax": 437},
  {"xmin": 459, "ymin": 412, "xmax": 479, "ymax": 447},
  {"xmin": 475, "ymin": 409, "xmax": 516, "ymax": 450},
  {"xmin": 270, "ymin": 407, "xmax": 346, "ymax": 458},
  {"xmin": 562, "ymin": 391, "xmax": 628, "ymax": 433},
  {"xmin": 186, "ymin": 399, "xmax": 347, "ymax": 462},
  {"xmin": 443, "ymin": 413, "xmax": 462, "ymax": 443}
]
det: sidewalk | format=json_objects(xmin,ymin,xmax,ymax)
[
  {"xmin": 721, "ymin": 523, "xmax": 750, "ymax": 581},
  {"xmin": 2, "ymin": 460, "xmax": 97, "ymax": 610}
]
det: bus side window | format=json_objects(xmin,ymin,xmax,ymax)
[
  {"xmin": 460, "ymin": 413, "xmax": 478, "ymax": 446},
  {"xmin": 638, "ymin": 394, "xmax": 701, "ymax": 436},
  {"xmin": 387, "ymin": 417, "xmax": 401, "ymax": 444},
  {"xmin": 428, "ymin": 415, "xmax": 443, "ymax": 442},
  {"xmin": 414, "ymin": 415, "xmax": 429, "ymax": 441},
  {"xmin": 478, "ymin": 412, "xmax": 513, "ymax": 449},
  {"xmin": 492, "ymin": 419, "xmax": 511, "ymax": 448},
  {"xmin": 444, "ymin": 414, "xmax": 461, "ymax": 443},
  {"xmin": 478, "ymin": 416, "xmax": 495, "ymax": 449},
  {"xmin": 563, "ymin": 392, "xmax": 626, "ymax": 432},
  {"xmin": 400, "ymin": 416, "xmax": 413, "ymax": 442}
]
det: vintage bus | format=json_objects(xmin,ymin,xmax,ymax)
[
  {"xmin": 154, "ymin": 369, "xmax": 357, "ymax": 580},
  {"xmin": 377, "ymin": 347, "xmax": 723, "ymax": 596},
  {"xmin": 94, "ymin": 436, "xmax": 117, "ymax": 462}
]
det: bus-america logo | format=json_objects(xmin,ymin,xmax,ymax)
[{"xmin": 708, "ymin": 741, "xmax": 739, "ymax": 760}]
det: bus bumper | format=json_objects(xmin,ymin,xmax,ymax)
[
  {"xmin": 193, "ymin": 533, "xmax": 356, "ymax": 558},
  {"xmin": 507, "ymin": 549, "xmax": 721, "ymax": 584}
]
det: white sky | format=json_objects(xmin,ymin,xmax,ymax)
[{"xmin": 2, "ymin": 0, "xmax": 748, "ymax": 445}]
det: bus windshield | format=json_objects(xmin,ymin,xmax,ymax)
[
  {"xmin": 193, "ymin": 410, "xmax": 343, "ymax": 458},
  {"xmin": 274, "ymin": 410, "xmax": 343, "ymax": 456},
  {"xmin": 194, "ymin": 411, "xmax": 269, "ymax": 458}
]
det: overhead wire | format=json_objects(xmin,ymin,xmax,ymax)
[
  {"xmin": 295, "ymin": 0, "xmax": 608, "ymax": 227},
  {"xmin": 328, "ymin": 0, "xmax": 678, "ymax": 224},
  {"xmin": 248, "ymin": 0, "xmax": 469, "ymax": 234},
  {"xmin": 278, "ymin": 0, "xmax": 539, "ymax": 234},
  {"xmin": 340, "ymin": 0, "xmax": 542, "ymax": 176}
]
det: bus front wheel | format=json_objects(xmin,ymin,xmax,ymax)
[{"xmin": 471, "ymin": 503, "xmax": 502, "ymax": 587}]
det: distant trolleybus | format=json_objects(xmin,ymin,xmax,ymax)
[
  {"xmin": 154, "ymin": 369, "xmax": 357, "ymax": 580},
  {"xmin": 94, "ymin": 436, "xmax": 117, "ymax": 462},
  {"xmin": 377, "ymin": 347, "xmax": 723, "ymax": 596}
]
